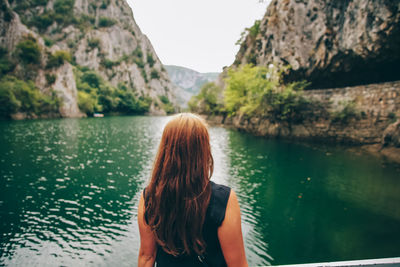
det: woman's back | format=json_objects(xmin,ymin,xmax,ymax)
[
  {"xmin": 137, "ymin": 113, "xmax": 248, "ymax": 267},
  {"xmin": 148, "ymin": 181, "xmax": 230, "ymax": 267}
]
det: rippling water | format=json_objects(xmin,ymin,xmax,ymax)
[{"xmin": 0, "ymin": 116, "xmax": 399, "ymax": 266}]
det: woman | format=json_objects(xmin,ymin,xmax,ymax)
[{"xmin": 138, "ymin": 113, "xmax": 248, "ymax": 267}]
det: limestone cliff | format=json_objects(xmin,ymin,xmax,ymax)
[
  {"xmin": 203, "ymin": 0, "xmax": 400, "ymax": 161},
  {"xmin": 235, "ymin": 0, "xmax": 400, "ymax": 89},
  {"xmin": 0, "ymin": 0, "xmax": 176, "ymax": 118}
]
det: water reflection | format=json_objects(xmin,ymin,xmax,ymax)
[
  {"xmin": 0, "ymin": 116, "xmax": 169, "ymax": 266},
  {"xmin": 0, "ymin": 117, "xmax": 400, "ymax": 266},
  {"xmin": 225, "ymin": 130, "xmax": 400, "ymax": 265}
]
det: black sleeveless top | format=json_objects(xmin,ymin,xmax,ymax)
[{"xmin": 143, "ymin": 181, "xmax": 231, "ymax": 267}]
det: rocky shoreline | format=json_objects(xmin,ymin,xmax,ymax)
[
  {"xmin": 204, "ymin": 114, "xmax": 400, "ymax": 165},
  {"xmin": 200, "ymin": 80, "xmax": 400, "ymax": 164}
]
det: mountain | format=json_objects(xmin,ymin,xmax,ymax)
[
  {"xmin": 0, "ymin": 0, "xmax": 177, "ymax": 119},
  {"xmin": 164, "ymin": 65, "xmax": 219, "ymax": 107},
  {"xmin": 233, "ymin": 0, "xmax": 400, "ymax": 89}
]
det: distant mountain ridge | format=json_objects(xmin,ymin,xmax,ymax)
[{"xmin": 164, "ymin": 65, "xmax": 219, "ymax": 107}]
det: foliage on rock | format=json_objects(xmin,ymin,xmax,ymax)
[
  {"xmin": 2, "ymin": 0, "xmax": 176, "ymax": 117},
  {"xmin": 0, "ymin": 75, "xmax": 60, "ymax": 118},
  {"xmin": 188, "ymin": 82, "xmax": 223, "ymax": 115},
  {"xmin": 16, "ymin": 36, "xmax": 41, "ymax": 65},
  {"xmin": 74, "ymin": 67, "xmax": 152, "ymax": 115},
  {"xmin": 190, "ymin": 64, "xmax": 312, "ymax": 122},
  {"xmin": 46, "ymin": 50, "xmax": 72, "ymax": 69}
]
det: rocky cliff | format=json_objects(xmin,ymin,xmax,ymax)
[
  {"xmin": 0, "ymin": 0, "xmax": 176, "ymax": 118},
  {"xmin": 164, "ymin": 65, "xmax": 219, "ymax": 108},
  {"xmin": 200, "ymin": 0, "xmax": 400, "ymax": 162},
  {"xmin": 234, "ymin": 0, "xmax": 400, "ymax": 89}
]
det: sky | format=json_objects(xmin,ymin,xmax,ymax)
[{"xmin": 127, "ymin": 0, "xmax": 270, "ymax": 73}]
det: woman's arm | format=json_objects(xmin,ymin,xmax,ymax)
[
  {"xmin": 138, "ymin": 192, "xmax": 157, "ymax": 267},
  {"xmin": 218, "ymin": 190, "xmax": 248, "ymax": 267}
]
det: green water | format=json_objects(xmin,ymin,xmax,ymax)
[{"xmin": 0, "ymin": 116, "xmax": 399, "ymax": 266}]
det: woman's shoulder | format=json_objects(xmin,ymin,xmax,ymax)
[
  {"xmin": 210, "ymin": 181, "xmax": 231, "ymax": 199},
  {"xmin": 208, "ymin": 181, "xmax": 231, "ymax": 226}
]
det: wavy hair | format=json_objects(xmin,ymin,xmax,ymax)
[{"xmin": 145, "ymin": 113, "xmax": 213, "ymax": 256}]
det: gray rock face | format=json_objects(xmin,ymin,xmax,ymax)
[
  {"xmin": 383, "ymin": 120, "xmax": 400, "ymax": 147},
  {"xmin": 1, "ymin": 0, "xmax": 176, "ymax": 117},
  {"xmin": 235, "ymin": 0, "xmax": 400, "ymax": 89},
  {"xmin": 51, "ymin": 63, "xmax": 83, "ymax": 117},
  {"xmin": 0, "ymin": 4, "xmax": 84, "ymax": 118}
]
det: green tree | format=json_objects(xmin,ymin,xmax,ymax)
[
  {"xmin": 0, "ymin": 47, "xmax": 14, "ymax": 75},
  {"xmin": 16, "ymin": 37, "xmax": 41, "ymax": 65},
  {"xmin": 78, "ymin": 90, "xmax": 98, "ymax": 114},
  {"xmin": 150, "ymin": 69, "xmax": 160, "ymax": 79},
  {"xmin": 189, "ymin": 82, "xmax": 223, "ymax": 114},
  {"xmin": 46, "ymin": 50, "xmax": 71, "ymax": 69},
  {"xmin": 53, "ymin": 0, "xmax": 76, "ymax": 25},
  {"xmin": 81, "ymin": 71, "xmax": 101, "ymax": 88},
  {"xmin": 74, "ymin": 66, "xmax": 152, "ymax": 115},
  {"xmin": 147, "ymin": 53, "xmax": 155, "ymax": 67},
  {"xmin": 98, "ymin": 17, "xmax": 116, "ymax": 27},
  {"xmin": 224, "ymin": 64, "xmax": 271, "ymax": 116},
  {"xmin": 0, "ymin": 75, "xmax": 59, "ymax": 117},
  {"xmin": 54, "ymin": 0, "xmax": 75, "ymax": 14}
]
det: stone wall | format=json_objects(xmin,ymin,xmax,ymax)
[{"xmin": 208, "ymin": 81, "xmax": 400, "ymax": 146}]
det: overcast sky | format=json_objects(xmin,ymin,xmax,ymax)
[{"xmin": 127, "ymin": 0, "xmax": 270, "ymax": 73}]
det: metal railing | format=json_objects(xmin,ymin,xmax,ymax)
[{"xmin": 272, "ymin": 257, "xmax": 400, "ymax": 267}]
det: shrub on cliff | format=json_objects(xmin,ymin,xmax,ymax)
[
  {"xmin": 45, "ymin": 73, "xmax": 56, "ymax": 85},
  {"xmin": 133, "ymin": 47, "xmax": 143, "ymax": 59},
  {"xmin": 1, "ymin": 2, "xmax": 13, "ymax": 22},
  {"xmin": 224, "ymin": 64, "xmax": 311, "ymax": 122},
  {"xmin": 29, "ymin": 12, "xmax": 54, "ymax": 31},
  {"xmin": 16, "ymin": 37, "xmax": 41, "ymax": 65},
  {"xmin": 54, "ymin": 0, "xmax": 74, "ymax": 15},
  {"xmin": 147, "ymin": 53, "xmax": 155, "ymax": 67},
  {"xmin": 20, "ymin": 0, "xmax": 77, "ymax": 31},
  {"xmin": 133, "ymin": 47, "xmax": 144, "ymax": 68},
  {"xmin": 101, "ymin": 58, "xmax": 120, "ymax": 69},
  {"xmin": 87, "ymin": 38, "xmax": 100, "ymax": 49},
  {"xmin": 0, "ymin": 47, "xmax": 15, "ymax": 75},
  {"xmin": 248, "ymin": 20, "xmax": 260, "ymax": 39},
  {"xmin": 74, "ymin": 67, "xmax": 151, "ymax": 115},
  {"xmin": 261, "ymin": 80, "xmax": 312, "ymax": 122},
  {"xmin": 189, "ymin": 82, "xmax": 223, "ymax": 115},
  {"xmin": 224, "ymin": 64, "xmax": 271, "ymax": 116},
  {"xmin": 158, "ymin": 95, "xmax": 174, "ymax": 114},
  {"xmin": 98, "ymin": 17, "xmax": 116, "ymax": 27},
  {"xmin": 54, "ymin": 0, "xmax": 76, "ymax": 24},
  {"xmin": 0, "ymin": 75, "xmax": 59, "ymax": 118},
  {"xmin": 150, "ymin": 69, "xmax": 160, "ymax": 79},
  {"xmin": 78, "ymin": 90, "xmax": 99, "ymax": 115},
  {"xmin": 46, "ymin": 50, "xmax": 72, "ymax": 69},
  {"xmin": 235, "ymin": 19, "xmax": 261, "ymax": 46}
]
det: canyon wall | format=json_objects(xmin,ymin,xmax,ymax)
[
  {"xmin": 0, "ymin": 0, "xmax": 177, "ymax": 118},
  {"xmin": 234, "ymin": 0, "xmax": 400, "ymax": 89}
]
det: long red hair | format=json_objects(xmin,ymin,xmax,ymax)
[{"xmin": 145, "ymin": 113, "xmax": 213, "ymax": 256}]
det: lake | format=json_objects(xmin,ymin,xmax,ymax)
[{"xmin": 0, "ymin": 116, "xmax": 399, "ymax": 266}]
